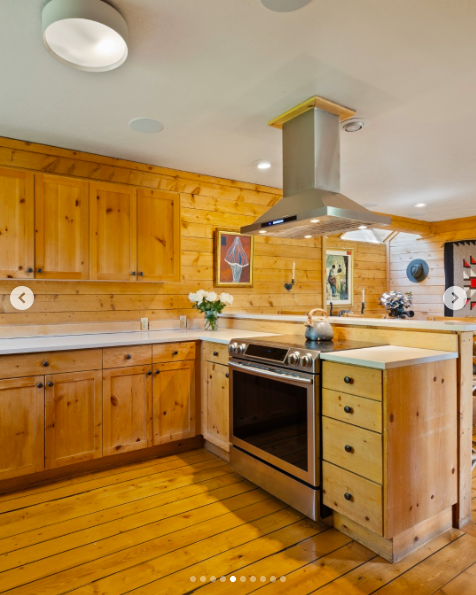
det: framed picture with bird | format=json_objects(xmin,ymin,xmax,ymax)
[{"xmin": 215, "ymin": 229, "xmax": 254, "ymax": 287}]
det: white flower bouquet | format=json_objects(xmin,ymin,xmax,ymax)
[{"xmin": 188, "ymin": 290, "xmax": 234, "ymax": 331}]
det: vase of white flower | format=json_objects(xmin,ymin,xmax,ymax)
[{"xmin": 188, "ymin": 290, "xmax": 234, "ymax": 331}]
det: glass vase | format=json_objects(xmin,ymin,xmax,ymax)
[{"xmin": 204, "ymin": 311, "xmax": 218, "ymax": 331}]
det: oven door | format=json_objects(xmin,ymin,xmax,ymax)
[{"xmin": 229, "ymin": 360, "xmax": 319, "ymax": 486}]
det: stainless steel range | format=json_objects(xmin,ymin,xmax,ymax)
[{"xmin": 228, "ymin": 334, "xmax": 383, "ymax": 520}]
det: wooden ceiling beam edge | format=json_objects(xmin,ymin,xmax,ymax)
[
  {"xmin": 268, "ymin": 96, "xmax": 356, "ymax": 129},
  {"xmin": 373, "ymin": 213, "xmax": 432, "ymax": 235}
]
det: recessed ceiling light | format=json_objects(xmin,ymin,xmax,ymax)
[
  {"xmin": 358, "ymin": 225, "xmax": 368, "ymax": 230},
  {"xmin": 341, "ymin": 118, "xmax": 368, "ymax": 133},
  {"xmin": 129, "ymin": 118, "xmax": 164, "ymax": 134},
  {"xmin": 259, "ymin": 230, "xmax": 267, "ymax": 234},
  {"xmin": 304, "ymin": 235, "xmax": 312, "ymax": 239},
  {"xmin": 414, "ymin": 203, "xmax": 427, "ymax": 208},
  {"xmin": 42, "ymin": 0, "xmax": 128, "ymax": 72},
  {"xmin": 310, "ymin": 219, "xmax": 320, "ymax": 223},
  {"xmin": 260, "ymin": 0, "xmax": 313, "ymax": 12},
  {"xmin": 254, "ymin": 160, "xmax": 272, "ymax": 170}
]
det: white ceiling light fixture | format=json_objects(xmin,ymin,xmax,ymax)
[
  {"xmin": 42, "ymin": 0, "xmax": 128, "ymax": 72},
  {"xmin": 260, "ymin": 0, "xmax": 313, "ymax": 12},
  {"xmin": 254, "ymin": 160, "xmax": 272, "ymax": 170},
  {"xmin": 129, "ymin": 118, "xmax": 164, "ymax": 134},
  {"xmin": 259, "ymin": 230, "xmax": 267, "ymax": 234},
  {"xmin": 310, "ymin": 219, "xmax": 320, "ymax": 223},
  {"xmin": 341, "ymin": 118, "xmax": 368, "ymax": 133},
  {"xmin": 358, "ymin": 225, "xmax": 368, "ymax": 230},
  {"xmin": 414, "ymin": 203, "xmax": 427, "ymax": 208}
]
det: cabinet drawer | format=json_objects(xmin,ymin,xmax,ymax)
[
  {"xmin": 0, "ymin": 349, "xmax": 102, "ymax": 379},
  {"xmin": 202, "ymin": 342, "xmax": 229, "ymax": 365},
  {"xmin": 103, "ymin": 345, "xmax": 152, "ymax": 369},
  {"xmin": 322, "ymin": 389, "xmax": 382, "ymax": 432},
  {"xmin": 153, "ymin": 342, "xmax": 196, "ymax": 363},
  {"xmin": 323, "ymin": 461, "xmax": 383, "ymax": 535},
  {"xmin": 322, "ymin": 362, "xmax": 382, "ymax": 401},
  {"xmin": 323, "ymin": 417, "xmax": 382, "ymax": 484}
]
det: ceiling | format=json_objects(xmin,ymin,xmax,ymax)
[{"xmin": 1, "ymin": 0, "xmax": 476, "ymax": 222}]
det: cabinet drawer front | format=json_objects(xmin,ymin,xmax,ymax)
[
  {"xmin": 323, "ymin": 461, "xmax": 383, "ymax": 535},
  {"xmin": 153, "ymin": 342, "xmax": 196, "ymax": 363},
  {"xmin": 0, "ymin": 349, "xmax": 102, "ymax": 379},
  {"xmin": 103, "ymin": 345, "xmax": 152, "ymax": 369},
  {"xmin": 323, "ymin": 417, "xmax": 382, "ymax": 484},
  {"xmin": 322, "ymin": 389, "xmax": 382, "ymax": 432},
  {"xmin": 323, "ymin": 362, "xmax": 382, "ymax": 401},
  {"xmin": 202, "ymin": 342, "xmax": 229, "ymax": 365}
]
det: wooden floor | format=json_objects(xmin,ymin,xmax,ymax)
[{"xmin": 1, "ymin": 447, "xmax": 476, "ymax": 595}]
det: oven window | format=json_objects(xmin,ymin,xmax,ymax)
[{"xmin": 232, "ymin": 370, "xmax": 308, "ymax": 471}]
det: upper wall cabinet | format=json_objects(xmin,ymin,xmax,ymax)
[
  {"xmin": 0, "ymin": 168, "xmax": 34, "ymax": 278},
  {"xmin": 35, "ymin": 174, "xmax": 89, "ymax": 280},
  {"xmin": 90, "ymin": 181, "xmax": 138, "ymax": 281},
  {"xmin": 137, "ymin": 188, "xmax": 180, "ymax": 282}
]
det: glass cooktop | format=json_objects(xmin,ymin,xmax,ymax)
[{"xmin": 246, "ymin": 334, "xmax": 386, "ymax": 354}]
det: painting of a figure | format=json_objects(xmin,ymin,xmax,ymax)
[
  {"xmin": 215, "ymin": 230, "xmax": 254, "ymax": 287},
  {"xmin": 326, "ymin": 249, "xmax": 353, "ymax": 305}
]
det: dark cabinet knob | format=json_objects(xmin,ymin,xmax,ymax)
[
  {"xmin": 37, "ymin": 382, "xmax": 43, "ymax": 388},
  {"xmin": 344, "ymin": 406, "xmax": 353, "ymax": 414},
  {"xmin": 155, "ymin": 369, "xmax": 160, "ymax": 374},
  {"xmin": 27, "ymin": 268, "xmax": 33, "ymax": 273},
  {"xmin": 48, "ymin": 381, "xmax": 54, "ymax": 388},
  {"xmin": 147, "ymin": 370, "xmax": 152, "ymax": 376},
  {"xmin": 172, "ymin": 350, "xmax": 179, "ymax": 356},
  {"xmin": 344, "ymin": 492, "xmax": 352, "ymax": 501},
  {"xmin": 139, "ymin": 272, "xmax": 144, "ymax": 276},
  {"xmin": 132, "ymin": 271, "xmax": 137, "ymax": 276},
  {"xmin": 344, "ymin": 376, "xmax": 353, "ymax": 384},
  {"xmin": 226, "ymin": 373, "xmax": 229, "ymax": 378},
  {"xmin": 126, "ymin": 354, "xmax": 132, "ymax": 360},
  {"xmin": 213, "ymin": 351, "xmax": 219, "ymax": 357},
  {"xmin": 344, "ymin": 445, "xmax": 353, "ymax": 453},
  {"xmin": 36, "ymin": 268, "xmax": 42, "ymax": 273},
  {"xmin": 42, "ymin": 361, "xmax": 49, "ymax": 367}
]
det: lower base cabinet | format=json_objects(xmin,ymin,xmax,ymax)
[
  {"xmin": 45, "ymin": 370, "xmax": 103, "ymax": 469},
  {"xmin": 102, "ymin": 365, "xmax": 153, "ymax": 456},
  {"xmin": 153, "ymin": 361, "xmax": 196, "ymax": 445},
  {"xmin": 202, "ymin": 360, "xmax": 230, "ymax": 452},
  {"xmin": 0, "ymin": 376, "xmax": 45, "ymax": 480}
]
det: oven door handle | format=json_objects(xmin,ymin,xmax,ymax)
[{"xmin": 228, "ymin": 361, "xmax": 313, "ymax": 385}]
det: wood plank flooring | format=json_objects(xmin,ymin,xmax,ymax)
[{"xmin": 1, "ymin": 446, "xmax": 476, "ymax": 594}]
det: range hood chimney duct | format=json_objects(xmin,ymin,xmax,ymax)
[{"xmin": 241, "ymin": 96, "xmax": 391, "ymax": 239}]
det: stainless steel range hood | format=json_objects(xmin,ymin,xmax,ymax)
[{"xmin": 241, "ymin": 100, "xmax": 391, "ymax": 238}]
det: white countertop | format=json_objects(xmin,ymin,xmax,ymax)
[
  {"xmin": 321, "ymin": 345, "xmax": 459, "ymax": 370},
  {"xmin": 221, "ymin": 313, "xmax": 476, "ymax": 332},
  {"xmin": 0, "ymin": 329, "xmax": 277, "ymax": 356}
]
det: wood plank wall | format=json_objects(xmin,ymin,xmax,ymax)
[{"xmin": 0, "ymin": 137, "xmax": 386, "ymax": 331}]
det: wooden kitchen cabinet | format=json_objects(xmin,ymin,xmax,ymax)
[
  {"xmin": 153, "ymin": 360, "xmax": 196, "ymax": 444},
  {"xmin": 102, "ymin": 364, "xmax": 153, "ymax": 456},
  {"xmin": 137, "ymin": 188, "xmax": 180, "ymax": 281},
  {"xmin": 35, "ymin": 174, "xmax": 89, "ymax": 279},
  {"xmin": 0, "ymin": 167, "xmax": 34, "ymax": 279},
  {"xmin": 45, "ymin": 370, "xmax": 102, "ymax": 469},
  {"xmin": 0, "ymin": 376, "xmax": 45, "ymax": 480},
  {"xmin": 90, "ymin": 181, "xmax": 137, "ymax": 281},
  {"xmin": 202, "ymin": 359, "xmax": 230, "ymax": 452}
]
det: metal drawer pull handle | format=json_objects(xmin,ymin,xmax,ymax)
[
  {"xmin": 132, "ymin": 271, "xmax": 137, "ymax": 276},
  {"xmin": 343, "ymin": 406, "xmax": 353, "ymax": 414},
  {"xmin": 344, "ymin": 376, "xmax": 353, "ymax": 384},
  {"xmin": 37, "ymin": 383, "xmax": 43, "ymax": 388},
  {"xmin": 344, "ymin": 493, "xmax": 352, "ymax": 501},
  {"xmin": 226, "ymin": 373, "xmax": 229, "ymax": 378},
  {"xmin": 126, "ymin": 354, "xmax": 132, "ymax": 359},
  {"xmin": 27, "ymin": 268, "xmax": 33, "ymax": 273},
  {"xmin": 36, "ymin": 268, "xmax": 42, "ymax": 273},
  {"xmin": 155, "ymin": 369, "xmax": 160, "ymax": 374},
  {"xmin": 48, "ymin": 382, "xmax": 54, "ymax": 387},
  {"xmin": 139, "ymin": 272, "xmax": 144, "ymax": 276},
  {"xmin": 43, "ymin": 361, "xmax": 49, "ymax": 367},
  {"xmin": 344, "ymin": 445, "xmax": 353, "ymax": 453},
  {"xmin": 213, "ymin": 351, "xmax": 219, "ymax": 356},
  {"xmin": 147, "ymin": 370, "xmax": 152, "ymax": 376},
  {"xmin": 173, "ymin": 350, "xmax": 179, "ymax": 355}
]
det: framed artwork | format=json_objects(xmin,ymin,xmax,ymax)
[
  {"xmin": 326, "ymin": 249, "xmax": 353, "ymax": 306},
  {"xmin": 215, "ymin": 229, "xmax": 254, "ymax": 287}
]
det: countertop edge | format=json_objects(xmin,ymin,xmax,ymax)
[{"xmin": 320, "ymin": 349, "xmax": 459, "ymax": 370}]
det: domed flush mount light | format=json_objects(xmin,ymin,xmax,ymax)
[
  {"xmin": 254, "ymin": 160, "xmax": 272, "ymax": 170},
  {"xmin": 42, "ymin": 0, "xmax": 128, "ymax": 72},
  {"xmin": 414, "ymin": 203, "xmax": 427, "ymax": 208},
  {"xmin": 341, "ymin": 118, "xmax": 368, "ymax": 132},
  {"xmin": 129, "ymin": 118, "xmax": 164, "ymax": 134},
  {"xmin": 261, "ymin": 0, "xmax": 313, "ymax": 12}
]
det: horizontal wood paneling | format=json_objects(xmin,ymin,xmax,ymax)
[{"xmin": 0, "ymin": 138, "xmax": 387, "ymax": 330}]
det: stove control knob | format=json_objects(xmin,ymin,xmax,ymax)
[
  {"xmin": 238, "ymin": 343, "xmax": 247, "ymax": 355},
  {"xmin": 300, "ymin": 354, "xmax": 312, "ymax": 368},
  {"xmin": 288, "ymin": 351, "xmax": 300, "ymax": 365},
  {"xmin": 228, "ymin": 342, "xmax": 238, "ymax": 354}
]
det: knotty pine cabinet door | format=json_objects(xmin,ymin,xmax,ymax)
[
  {"xmin": 103, "ymin": 365, "xmax": 153, "ymax": 455},
  {"xmin": 152, "ymin": 361, "xmax": 196, "ymax": 445},
  {"xmin": 45, "ymin": 370, "xmax": 102, "ymax": 469},
  {"xmin": 137, "ymin": 188, "xmax": 180, "ymax": 281},
  {"xmin": 202, "ymin": 361, "xmax": 229, "ymax": 452},
  {"xmin": 0, "ymin": 167, "xmax": 34, "ymax": 279},
  {"xmin": 35, "ymin": 174, "xmax": 89, "ymax": 279},
  {"xmin": 0, "ymin": 376, "xmax": 44, "ymax": 480},
  {"xmin": 90, "ymin": 181, "xmax": 137, "ymax": 281}
]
